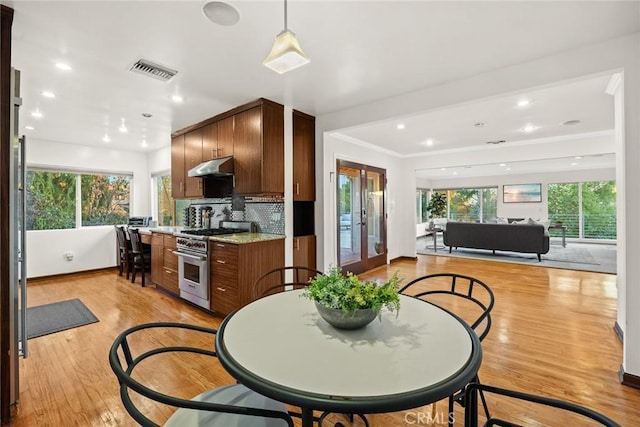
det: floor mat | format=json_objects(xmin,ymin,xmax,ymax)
[{"xmin": 24, "ymin": 298, "xmax": 99, "ymax": 339}]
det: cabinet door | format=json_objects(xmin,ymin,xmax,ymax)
[
  {"xmin": 171, "ymin": 135, "xmax": 185, "ymax": 198},
  {"xmin": 293, "ymin": 235, "xmax": 317, "ymax": 277},
  {"xmin": 184, "ymin": 129, "xmax": 203, "ymax": 198},
  {"xmin": 202, "ymin": 123, "xmax": 218, "ymax": 161},
  {"xmin": 151, "ymin": 242, "xmax": 164, "ymax": 286},
  {"xmin": 217, "ymin": 116, "xmax": 234, "ymax": 159},
  {"xmin": 233, "ymin": 107, "xmax": 262, "ymax": 194},
  {"xmin": 293, "ymin": 111, "xmax": 315, "ymax": 201}
]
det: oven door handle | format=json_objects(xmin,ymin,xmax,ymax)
[{"xmin": 172, "ymin": 251, "xmax": 207, "ymax": 262}]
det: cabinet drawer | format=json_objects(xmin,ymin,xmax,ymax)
[
  {"xmin": 151, "ymin": 233, "xmax": 164, "ymax": 246},
  {"xmin": 211, "ymin": 284, "xmax": 239, "ymax": 315},
  {"xmin": 162, "ymin": 268, "xmax": 179, "ymax": 294},
  {"xmin": 164, "ymin": 248, "xmax": 178, "ymax": 270},
  {"xmin": 163, "ymin": 235, "xmax": 177, "ymax": 249},
  {"xmin": 212, "ymin": 271, "xmax": 239, "ymax": 289}
]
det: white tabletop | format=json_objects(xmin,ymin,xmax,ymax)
[{"xmin": 216, "ymin": 290, "xmax": 481, "ymax": 414}]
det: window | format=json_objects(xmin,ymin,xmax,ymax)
[
  {"xmin": 26, "ymin": 168, "xmax": 131, "ymax": 230},
  {"xmin": 156, "ymin": 175, "xmax": 174, "ymax": 226},
  {"xmin": 547, "ymin": 181, "xmax": 616, "ymax": 240},
  {"xmin": 416, "ymin": 187, "xmax": 497, "ymax": 224},
  {"xmin": 416, "ymin": 189, "xmax": 430, "ymax": 223}
]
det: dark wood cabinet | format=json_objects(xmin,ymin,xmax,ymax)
[
  {"xmin": 233, "ymin": 102, "xmax": 284, "ymax": 195},
  {"xmin": 217, "ymin": 116, "xmax": 234, "ymax": 159},
  {"xmin": 293, "ymin": 110, "xmax": 315, "ymax": 201},
  {"xmin": 184, "ymin": 129, "xmax": 203, "ymax": 198},
  {"xmin": 293, "ymin": 235, "xmax": 316, "ymax": 274},
  {"xmin": 171, "ymin": 135, "xmax": 185, "ymax": 199},
  {"xmin": 201, "ymin": 122, "xmax": 217, "ymax": 162},
  {"xmin": 209, "ymin": 238, "xmax": 284, "ymax": 316},
  {"xmin": 151, "ymin": 233, "xmax": 179, "ymax": 296}
]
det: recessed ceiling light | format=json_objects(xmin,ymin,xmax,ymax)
[
  {"xmin": 516, "ymin": 99, "xmax": 530, "ymax": 107},
  {"xmin": 25, "ymin": 125, "xmax": 35, "ymax": 130},
  {"xmin": 141, "ymin": 140, "xmax": 148, "ymax": 148},
  {"xmin": 520, "ymin": 124, "xmax": 539, "ymax": 133},
  {"xmin": 453, "ymin": 171, "xmax": 458, "ymax": 175},
  {"xmin": 31, "ymin": 110, "xmax": 43, "ymax": 118},
  {"xmin": 396, "ymin": 123, "xmax": 405, "ymax": 130},
  {"xmin": 171, "ymin": 95, "xmax": 183, "ymax": 103},
  {"xmin": 571, "ymin": 162, "xmax": 578, "ymax": 166},
  {"xmin": 574, "ymin": 156, "xmax": 583, "ymax": 159},
  {"xmin": 499, "ymin": 163, "xmax": 507, "ymax": 167},
  {"xmin": 561, "ymin": 119, "xmax": 581, "ymax": 126},
  {"xmin": 474, "ymin": 122, "xmax": 485, "ymax": 127},
  {"xmin": 119, "ymin": 119, "xmax": 128, "ymax": 133},
  {"xmin": 55, "ymin": 62, "xmax": 72, "ymax": 71},
  {"xmin": 424, "ymin": 139, "xmax": 434, "ymax": 146},
  {"xmin": 41, "ymin": 91, "xmax": 55, "ymax": 98},
  {"xmin": 506, "ymin": 167, "xmax": 511, "ymax": 171},
  {"xmin": 102, "ymin": 134, "xmax": 111, "ymax": 143},
  {"xmin": 202, "ymin": 1, "xmax": 240, "ymax": 26},
  {"xmin": 440, "ymin": 167, "xmax": 447, "ymax": 171}
]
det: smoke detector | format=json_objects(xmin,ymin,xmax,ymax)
[{"xmin": 129, "ymin": 58, "xmax": 178, "ymax": 82}]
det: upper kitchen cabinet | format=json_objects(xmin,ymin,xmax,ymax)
[
  {"xmin": 184, "ymin": 128, "xmax": 203, "ymax": 198},
  {"xmin": 233, "ymin": 100, "xmax": 284, "ymax": 195},
  {"xmin": 292, "ymin": 110, "xmax": 316, "ymax": 201},
  {"xmin": 171, "ymin": 135, "xmax": 185, "ymax": 199},
  {"xmin": 202, "ymin": 116, "xmax": 234, "ymax": 162}
]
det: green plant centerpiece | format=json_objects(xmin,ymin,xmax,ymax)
[{"xmin": 302, "ymin": 267, "xmax": 401, "ymax": 330}]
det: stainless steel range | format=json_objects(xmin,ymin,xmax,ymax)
[{"xmin": 173, "ymin": 221, "xmax": 253, "ymax": 310}]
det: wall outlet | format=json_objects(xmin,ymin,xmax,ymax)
[{"xmin": 64, "ymin": 251, "xmax": 74, "ymax": 261}]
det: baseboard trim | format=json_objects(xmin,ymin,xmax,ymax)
[
  {"xmin": 613, "ymin": 321, "xmax": 624, "ymax": 343},
  {"xmin": 390, "ymin": 256, "xmax": 418, "ymax": 263},
  {"xmin": 27, "ymin": 267, "xmax": 117, "ymax": 283},
  {"xmin": 619, "ymin": 365, "xmax": 640, "ymax": 390}
]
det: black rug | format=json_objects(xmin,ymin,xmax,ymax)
[{"xmin": 25, "ymin": 298, "xmax": 99, "ymax": 339}]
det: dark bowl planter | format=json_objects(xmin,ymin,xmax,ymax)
[{"xmin": 315, "ymin": 302, "xmax": 377, "ymax": 330}]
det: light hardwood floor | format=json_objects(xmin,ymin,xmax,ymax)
[{"xmin": 11, "ymin": 256, "xmax": 639, "ymax": 426}]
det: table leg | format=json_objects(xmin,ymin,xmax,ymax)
[
  {"xmin": 562, "ymin": 228, "xmax": 566, "ymax": 247},
  {"xmin": 301, "ymin": 407, "xmax": 314, "ymax": 427},
  {"xmin": 433, "ymin": 232, "xmax": 437, "ymax": 252}
]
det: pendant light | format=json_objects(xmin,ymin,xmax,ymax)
[{"xmin": 264, "ymin": 0, "xmax": 310, "ymax": 74}]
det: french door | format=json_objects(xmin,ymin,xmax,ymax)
[{"xmin": 336, "ymin": 160, "xmax": 387, "ymax": 275}]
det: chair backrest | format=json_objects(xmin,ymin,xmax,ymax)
[
  {"xmin": 399, "ymin": 273, "xmax": 495, "ymax": 341},
  {"xmin": 252, "ymin": 266, "xmax": 322, "ymax": 300},
  {"xmin": 115, "ymin": 225, "xmax": 129, "ymax": 251},
  {"xmin": 109, "ymin": 322, "xmax": 294, "ymax": 427},
  {"xmin": 128, "ymin": 227, "xmax": 143, "ymax": 253},
  {"xmin": 464, "ymin": 383, "xmax": 619, "ymax": 427}
]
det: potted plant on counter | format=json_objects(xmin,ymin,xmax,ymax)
[{"xmin": 302, "ymin": 267, "xmax": 401, "ymax": 330}]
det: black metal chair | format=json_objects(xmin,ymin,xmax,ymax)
[
  {"xmin": 128, "ymin": 227, "xmax": 150, "ymax": 286},
  {"xmin": 464, "ymin": 382, "xmax": 619, "ymax": 427},
  {"xmin": 252, "ymin": 266, "xmax": 322, "ymax": 300},
  {"xmin": 109, "ymin": 322, "xmax": 294, "ymax": 427},
  {"xmin": 114, "ymin": 225, "xmax": 132, "ymax": 279},
  {"xmin": 399, "ymin": 273, "xmax": 495, "ymax": 426}
]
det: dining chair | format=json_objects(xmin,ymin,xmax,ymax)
[
  {"xmin": 114, "ymin": 225, "xmax": 132, "ymax": 279},
  {"xmin": 109, "ymin": 322, "xmax": 294, "ymax": 427},
  {"xmin": 252, "ymin": 266, "xmax": 322, "ymax": 300},
  {"xmin": 399, "ymin": 273, "xmax": 495, "ymax": 427},
  {"xmin": 464, "ymin": 382, "xmax": 619, "ymax": 426},
  {"xmin": 128, "ymin": 227, "xmax": 151, "ymax": 286}
]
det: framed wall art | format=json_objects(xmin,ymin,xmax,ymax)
[{"xmin": 503, "ymin": 183, "xmax": 542, "ymax": 203}]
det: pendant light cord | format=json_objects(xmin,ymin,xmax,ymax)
[{"xmin": 284, "ymin": 0, "xmax": 288, "ymax": 30}]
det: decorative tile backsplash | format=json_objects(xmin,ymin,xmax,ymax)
[{"xmin": 188, "ymin": 195, "xmax": 284, "ymax": 234}]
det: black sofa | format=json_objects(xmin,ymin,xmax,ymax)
[{"xmin": 443, "ymin": 221, "xmax": 550, "ymax": 261}]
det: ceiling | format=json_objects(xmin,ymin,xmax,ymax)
[{"xmin": 7, "ymin": 1, "xmax": 639, "ymax": 174}]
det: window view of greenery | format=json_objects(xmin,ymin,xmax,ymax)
[
  {"xmin": 448, "ymin": 188, "xmax": 497, "ymax": 222},
  {"xmin": 26, "ymin": 170, "xmax": 131, "ymax": 230},
  {"xmin": 81, "ymin": 174, "xmax": 130, "ymax": 226},
  {"xmin": 416, "ymin": 189, "xmax": 429, "ymax": 223},
  {"xmin": 26, "ymin": 171, "xmax": 76, "ymax": 230},
  {"xmin": 548, "ymin": 181, "xmax": 616, "ymax": 240},
  {"xmin": 156, "ymin": 175, "xmax": 175, "ymax": 226}
]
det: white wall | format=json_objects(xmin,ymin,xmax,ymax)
[
  {"xmin": 26, "ymin": 138, "xmax": 152, "ymax": 277},
  {"xmin": 317, "ymin": 34, "xmax": 640, "ymax": 377}
]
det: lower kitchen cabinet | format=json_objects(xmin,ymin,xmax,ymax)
[
  {"xmin": 209, "ymin": 238, "xmax": 284, "ymax": 316},
  {"xmin": 151, "ymin": 233, "xmax": 179, "ymax": 296},
  {"xmin": 293, "ymin": 235, "xmax": 317, "ymax": 284}
]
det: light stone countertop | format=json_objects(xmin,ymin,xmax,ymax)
[
  {"xmin": 147, "ymin": 226, "xmax": 184, "ymax": 235},
  {"xmin": 208, "ymin": 233, "xmax": 285, "ymax": 244}
]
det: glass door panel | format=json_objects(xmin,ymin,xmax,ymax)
[
  {"xmin": 337, "ymin": 160, "xmax": 386, "ymax": 274},
  {"xmin": 338, "ymin": 165, "xmax": 362, "ymax": 267}
]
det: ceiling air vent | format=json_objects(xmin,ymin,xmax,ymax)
[
  {"xmin": 485, "ymin": 140, "xmax": 506, "ymax": 145},
  {"xmin": 129, "ymin": 58, "xmax": 178, "ymax": 82}
]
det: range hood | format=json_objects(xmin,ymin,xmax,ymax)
[{"xmin": 188, "ymin": 156, "xmax": 234, "ymax": 177}]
